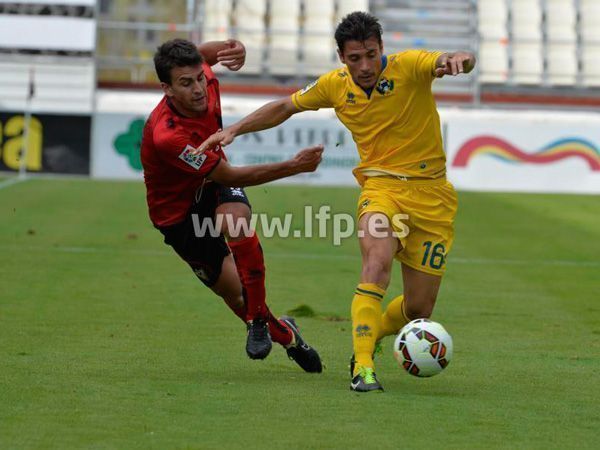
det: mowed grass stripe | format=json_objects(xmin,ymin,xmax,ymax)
[{"xmin": 0, "ymin": 179, "xmax": 598, "ymax": 449}]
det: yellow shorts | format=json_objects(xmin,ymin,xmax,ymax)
[{"xmin": 356, "ymin": 176, "xmax": 458, "ymax": 276}]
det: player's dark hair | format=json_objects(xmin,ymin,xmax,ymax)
[
  {"xmin": 334, "ymin": 11, "xmax": 383, "ymax": 54},
  {"xmin": 154, "ymin": 39, "xmax": 203, "ymax": 84}
]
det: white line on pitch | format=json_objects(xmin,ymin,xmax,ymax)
[
  {"xmin": 0, "ymin": 244, "xmax": 598, "ymax": 268},
  {"xmin": 0, "ymin": 177, "xmax": 26, "ymax": 190}
]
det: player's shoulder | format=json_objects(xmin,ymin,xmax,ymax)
[
  {"xmin": 389, "ymin": 49, "xmax": 439, "ymax": 60},
  {"xmin": 386, "ymin": 50, "xmax": 441, "ymax": 76},
  {"xmin": 294, "ymin": 67, "xmax": 348, "ymax": 101},
  {"xmin": 148, "ymin": 98, "xmax": 179, "ymax": 147},
  {"xmin": 387, "ymin": 50, "xmax": 425, "ymax": 68},
  {"xmin": 309, "ymin": 67, "xmax": 350, "ymax": 94},
  {"xmin": 322, "ymin": 67, "xmax": 352, "ymax": 85},
  {"xmin": 308, "ymin": 67, "xmax": 349, "ymax": 87}
]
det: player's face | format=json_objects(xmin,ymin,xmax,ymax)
[
  {"xmin": 162, "ymin": 64, "xmax": 208, "ymax": 117},
  {"xmin": 338, "ymin": 37, "xmax": 383, "ymax": 90}
]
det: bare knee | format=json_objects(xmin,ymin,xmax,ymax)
[
  {"xmin": 361, "ymin": 257, "xmax": 393, "ymax": 288},
  {"xmin": 210, "ymin": 255, "xmax": 245, "ymax": 310},
  {"xmin": 404, "ymin": 293, "xmax": 436, "ymax": 320},
  {"xmin": 215, "ymin": 203, "xmax": 252, "ymax": 241},
  {"xmin": 212, "ymin": 281, "xmax": 245, "ymax": 312},
  {"xmin": 404, "ymin": 299, "xmax": 435, "ymax": 320},
  {"xmin": 401, "ymin": 264, "xmax": 442, "ymax": 320}
]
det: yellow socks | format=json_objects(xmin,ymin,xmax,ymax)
[
  {"xmin": 378, "ymin": 294, "xmax": 410, "ymax": 340},
  {"xmin": 351, "ymin": 283, "xmax": 385, "ymax": 374}
]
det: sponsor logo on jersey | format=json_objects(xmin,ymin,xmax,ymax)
[{"xmin": 179, "ymin": 144, "xmax": 207, "ymax": 170}]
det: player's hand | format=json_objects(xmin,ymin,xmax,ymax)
[
  {"xmin": 291, "ymin": 144, "xmax": 324, "ymax": 173},
  {"xmin": 434, "ymin": 52, "xmax": 475, "ymax": 77},
  {"xmin": 194, "ymin": 128, "xmax": 236, "ymax": 155},
  {"xmin": 217, "ymin": 39, "xmax": 246, "ymax": 71}
]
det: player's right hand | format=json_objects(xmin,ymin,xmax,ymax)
[
  {"xmin": 194, "ymin": 128, "xmax": 236, "ymax": 155},
  {"xmin": 292, "ymin": 144, "xmax": 324, "ymax": 173}
]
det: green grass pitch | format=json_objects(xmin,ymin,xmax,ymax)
[{"xmin": 1, "ymin": 178, "xmax": 598, "ymax": 449}]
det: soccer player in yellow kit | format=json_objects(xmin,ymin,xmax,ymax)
[{"xmin": 197, "ymin": 12, "xmax": 476, "ymax": 392}]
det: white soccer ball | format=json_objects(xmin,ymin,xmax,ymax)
[{"xmin": 393, "ymin": 319, "xmax": 453, "ymax": 377}]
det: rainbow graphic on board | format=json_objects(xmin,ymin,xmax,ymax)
[{"xmin": 452, "ymin": 136, "xmax": 600, "ymax": 171}]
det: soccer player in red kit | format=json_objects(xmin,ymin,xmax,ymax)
[{"xmin": 141, "ymin": 38, "xmax": 323, "ymax": 372}]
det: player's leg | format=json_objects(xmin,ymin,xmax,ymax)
[
  {"xmin": 215, "ymin": 189, "xmax": 294, "ymax": 343},
  {"xmin": 350, "ymin": 211, "xmax": 398, "ymax": 391},
  {"xmin": 216, "ymin": 198, "xmax": 268, "ymax": 320},
  {"xmin": 377, "ymin": 179, "xmax": 457, "ymax": 338},
  {"xmin": 215, "ymin": 187, "xmax": 322, "ymax": 371},
  {"xmin": 214, "ymin": 198, "xmax": 274, "ymax": 359},
  {"xmin": 401, "ymin": 263, "xmax": 442, "ymax": 320},
  {"xmin": 209, "ymin": 253, "xmax": 248, "ymax": 320},
  {"xmin": 211, "ymin": 255, "xmax": 321, "ymax": 372},
  {"xmin": 157, "ymin": 183, "xmax": 270, "ymax": 359},
  {"xmin": 375, "ymin": 263, "xmax": 442, "ymax": 341}
]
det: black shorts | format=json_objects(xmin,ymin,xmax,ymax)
[{"xmin": 158, "ymin": 182, "xmax": 251, "ymax": 287}]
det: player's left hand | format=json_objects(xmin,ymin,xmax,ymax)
[
  {"xmin": 435, "ymin": 52, "xmax": 476, "ymax": 77},
  {"xmin": 193, "ymin": 128, "xmax": 235, "ymax": 156},
  {"xmin": 217, "ymin": 39, "xmax": 246, "ymax": 71}
]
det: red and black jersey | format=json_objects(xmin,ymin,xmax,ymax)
[{"xmin": 141, "ymin": 62, "xmax": 227, "ymax": 227}]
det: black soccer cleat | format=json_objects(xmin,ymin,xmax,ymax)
[
  {"xmin": 279, "ymin": 315, "xmax": 323, "ymax": 373},
  {"xmin": 350, "ymin": 367, "xmax": 384, "ymax": 393},
  {"xmin": 246, "ymin": 318, "xmax": 272, "ymax": 360}
]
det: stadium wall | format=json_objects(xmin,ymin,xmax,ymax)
[{"xmin": 89, "ymin": 90, "xmax": 600, "ymax": 194}]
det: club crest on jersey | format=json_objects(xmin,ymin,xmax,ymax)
[
  {"xmin": 376, "ymin": 77, "xmax": 395, "ymax": 95},
  {"xmin": 299, "ymin": 80, "xmax": 318, "ymax": 95},
  {"xmin": 346, "ymin": 92, "xmax": 356, "ymax": 104},
  {"xmin": 179, "ymin": 144, "xmax": 207, "ymax": 170}
]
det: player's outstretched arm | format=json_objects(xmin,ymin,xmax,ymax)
[
  {"xmin": 434, "ymin": 52, "xmax": 476, "ymax": 77},
  {"xmin": 195, "ymin": 97, "xmax": 300, "ymax": 154},
  {"xmin": 208, "ymin": 144, "xmax": 324, "ymax": 187},
  {"xmin": 197, "ymin": 39, "xmax": 246, "ymax": 71}
]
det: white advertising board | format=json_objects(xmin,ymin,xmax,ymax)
[
  {"xmin": 91, "ymin": 113, "xmax": 146, "ymax": 180},
  {"xmin": 0, "ymin": 16, "xmax": 96, "ymax": 51},
  {"xmin": 444, "ymin": 111, "xmax": 600, "ymax": 194},
  {"xmin": 92, "ymin": 91, "xmax": 600, "ymax": 193},
  {"xmin": 91, "ymin": 111, "xmax": 360, "ymax": 184}
]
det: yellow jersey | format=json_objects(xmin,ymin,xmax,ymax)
[{"xmin": 291, "ymin": 50, "xmax": 445, "ymax": 185}]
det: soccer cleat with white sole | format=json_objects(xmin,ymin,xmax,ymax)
[
  {"xmin": 280, "ymin": 315, "xmax": 323, "ymax": 373},
  {"xmin": 350, "ymin": 366, "xmax": 384, "ymax": 392}
]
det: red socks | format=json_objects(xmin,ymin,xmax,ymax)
[
  {"xmin": 266, "ymin": 313, "xmax": 293, "ymax": 347},
  {"xmin": 228, "ymin": 233, "xmax": 292, "ymax": 346},
  {"xmin": 228, "ymin": 233, "xmax": 266, "ymax": 320}
]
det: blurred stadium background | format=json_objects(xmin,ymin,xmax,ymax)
[{"xmin": 0, "ymin": 0, "xmax": 599, "ymax": 193}]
